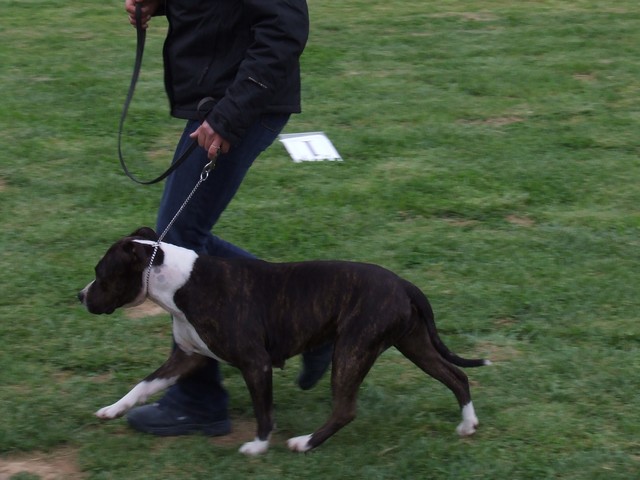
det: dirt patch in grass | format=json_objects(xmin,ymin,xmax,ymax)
[
  {"xmin": 476, "ymin": 340, "xmax": 521, "ymax": 363},
  {"xmin": 506, "ymin": 214, "xmax": 535, "ymax": 227},
  {"xmin": 430, "ymin": 12, "xmax": 499, "ymax": 22},
  {"xmin": 209, "ymin": 416, "xmax": 290, "ymax": 450},
  {"xmin": 574, "ymin": 73, "xmax": 596, "ymax": 82},
  {"xmin": 208, "ymin": 418, "xmax": 256, "ymax": 448},
  {"xmin": 0, "ymin": 447, "xmax": 84, "ymax": 480},
  {"xmin": 443, "ymin": 217, "xmax": 480, "ymax": 227},
  {"xmin": 125, "ymin": 300, "xmax": 165, "ymax": 319},
  {"xmin": 458, "ymin": 116, "xmax": 526, "ymax": 127}
]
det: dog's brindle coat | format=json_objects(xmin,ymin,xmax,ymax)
[{"xmin": 78, "ymin": 228, "xmax": 489, "ymax": 455}]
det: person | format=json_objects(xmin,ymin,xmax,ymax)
[{"xmin": 122, "ymin": 0, "xmax": 332, "ymax": 437}]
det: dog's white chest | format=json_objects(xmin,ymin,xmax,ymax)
[{"xmin": 172, "ymin": 314, "xmax": 225, "ymax": 363}]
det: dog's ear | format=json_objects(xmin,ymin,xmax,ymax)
[
  {"xmin": 129, "ymin": 227, "xmax": 158, "ymax": 241},
  {"xmin": 122, "ymin": 240, "xmax": 164, "ymax": 271}
]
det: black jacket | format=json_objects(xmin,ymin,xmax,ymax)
[{"xmin": 160, "ymin": 0, "xmax": 309, "ymax": 145}]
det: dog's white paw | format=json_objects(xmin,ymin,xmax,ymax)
[
  {"xmin": 95, "ymin": 403, "xmax": 127, "ymax": 420},
  {"xmin": 239, "ymin": 438, "xmax": 270, "ymax": 456},
  {"xmin": 287, "ymin": 434, "xmax": 313, "ymax": 453},
  {"xmin": 456, "ymin": 419, "xmax": 478, "ymax": 437},
  {"xmin": 456, "ymin": 402, "xmax": 479, "ymax": 437}
]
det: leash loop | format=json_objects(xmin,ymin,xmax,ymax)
[
  {"xmin": 201, "ymin": 159, "xmax": 215, "ymax": 181},
  {"xmin": 118, "ymin": 3, "xmax": 216, "ymax": 185}
]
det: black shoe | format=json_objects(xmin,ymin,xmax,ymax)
[
  {"xmin": 126, "ymin": 402, "xmax": 231, "ymax": 437},
  {"xmin": 297, "ymin": 343, "xmax": 333, "ymax": 390}
]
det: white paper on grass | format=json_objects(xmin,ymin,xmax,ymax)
[{"xmin": 278, "ymin": 132, "xmax": 342, "ymax": 163}]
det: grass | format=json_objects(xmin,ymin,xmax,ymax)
[{"xmin": 1, "ymin": 0, "xmax": 639, "ymax": 478}]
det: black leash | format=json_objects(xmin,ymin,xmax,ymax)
[{"xmin": 118, "ymin": 3, "xmax": 210, "ymax": 185}]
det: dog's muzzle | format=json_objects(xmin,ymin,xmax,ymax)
[
  {"xmin": 77, "ymin": 282, "xmax": 116, "ymax": 315},
  {"xmin": 77, "ymin": 282, "xmax": 92, "ymax": 306}
]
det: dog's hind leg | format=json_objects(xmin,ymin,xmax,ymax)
[
  {"xmin": 287, "ymin": 342, "xmax": 380, "ymax": 452},
  {"xmin": 95, "ymin": 347, "xmax": 207, "ymax": 420},
  {"xmin": 395, "ymin": 329, "xmax": 479, "ymax": 436}
]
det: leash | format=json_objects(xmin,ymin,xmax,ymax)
[
  {"xmin": 118, "ymin": 2, "xmax": 213, "ymax": 185},
  {"xmin": 118, "ymin": 4, "xmax": 219, "ymax": 291}
]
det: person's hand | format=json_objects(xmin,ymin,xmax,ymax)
[
  {"xmin": 189, "ymin": 121, "xmax": 231, "ymax": 160},
  {"xmin": 125, "ymin": 0, "xmax": 161, "ymax": 29}
]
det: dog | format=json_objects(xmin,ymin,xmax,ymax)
[{"xmin": 78, "ymin": 227, "xmax": 489, "ymax": 455}]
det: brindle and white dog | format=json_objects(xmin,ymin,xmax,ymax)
[{"xmin": 78, "ymin": 227, "xmax": 489, "ymax": 455}]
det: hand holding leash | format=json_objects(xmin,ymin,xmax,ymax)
[
  {"xmin": 189, "ymin": 121, "xmax": 230, "ymax": 160},
  {"xmin": 125, "ymin": 0, "xmax": 160, "ymax": 29}
]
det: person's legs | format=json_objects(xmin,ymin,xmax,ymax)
[{"xmin": 298, "ymin": 344, "xmax": 334, "ymax": 390}]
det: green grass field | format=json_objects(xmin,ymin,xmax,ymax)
[{"xmin": 1, "ymin": 1, "xmax": 639, "ymax": 478}]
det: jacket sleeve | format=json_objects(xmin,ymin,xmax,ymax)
[
  {"xmin": 206, "ymin": 0, "xmax": 309, "ymax": 145},
  {"xmin": 152, "ymin": 0, "xmax": 166, "ymax": 17}
]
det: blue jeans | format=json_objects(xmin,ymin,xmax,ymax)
[{"xmin": 156, "ymin": 113, "xmax": 290, "ymax": 416}]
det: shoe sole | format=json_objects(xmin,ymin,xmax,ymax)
[{"xmin": 127, "ymin": 417, "xmax": 232, "ymax": 437}]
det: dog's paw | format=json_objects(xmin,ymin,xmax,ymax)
[
  {"xmin": 95, "ymin": 404, "xmax": 126, "ymax": 420},
  {"xmin": 239, "ymin": 438, "xmax": 269, "ymax": 456},
  {"xmin": 456, "ymin": 402, "xmax": 479, "ymax": 437},
  {"xmin": 287, "ymin": 434, "xmax": 313, "ymax": 453},
  {"xmin": 456, "ymin": 419, "xmax": 478, "ymax": 437}
]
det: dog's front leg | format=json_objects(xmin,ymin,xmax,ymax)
[
  {"xmin": 96, "ymin": 347, "xmax": 207, "ymax": 420},
  {"xmin": 238, "ymin": 361, "xmax": 274, "ymax": 456}
]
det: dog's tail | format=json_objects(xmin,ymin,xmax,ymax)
[{"xmin": 404, "ymin": 280, "xmax": 490, "ymax": 368}]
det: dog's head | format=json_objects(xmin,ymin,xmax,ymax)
[{"xmin": 78, "ymin": 227, "xmax": 164, "ymax": 314}]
